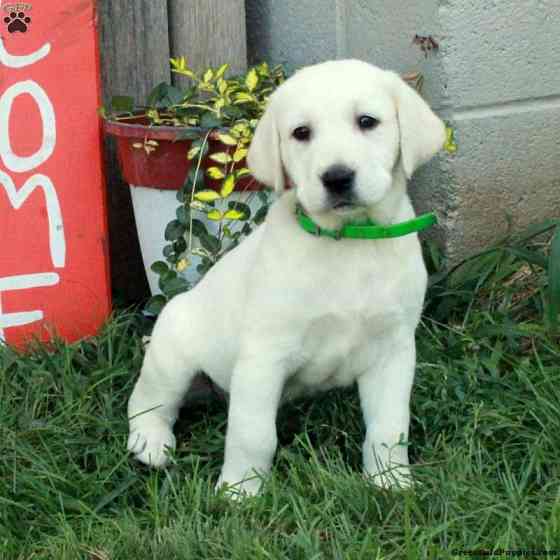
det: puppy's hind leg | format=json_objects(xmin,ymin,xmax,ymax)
[{"xmin": 127, "ymin": 334, "xmax": 198, "ymax": 468}]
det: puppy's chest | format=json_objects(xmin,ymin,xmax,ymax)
[{"xmin": 287, "ymin": 307, "xmax": 401, "ymax": 394}]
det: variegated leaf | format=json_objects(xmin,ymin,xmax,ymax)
[
  {"xmin": 220, "ymin": 175, "xmax": 236, "ymax": 198},
  {"xmin": 207, "ymin": 167, "xmax": 225, "ymax": 180},
  {"xmin": 217, "ymin": 133, "xmax": 238, "ymax": 146},
  {"xmin": 194, "ymin": 190, "xmax": 222, "ymax": 202},
  {"xmin": 215, "ymin": 63, "xmax": 229, "ymax": 79},
  {"xmin": 187, "ymin": 146, "xmax": 201, "ymax": 160},
  {"xmin": 207, "ymin": 209, "xmax": 223, "ymax": 221},
  {"xmin": 210, "ymin": 152, "xmax": 233, "ymax": 164},
  {"xmin": 224, "ymin": 209, "xmax": 244, "ymax": 220},
  {"xmin": 218, "ymin": 78, "xmax": 228, "ymax": 95},
  {"xmin": 235, "ymin": 92, "xmax": 255, "ymax": 104},
  {"xmin": 245, "ymin": 68, "xmax": 259, "ymax": 92},
  {"xmin": 236, "ymin": 167, "xmax": 251, "ymax": 178},
  {"xmin": 233, "ymin": 148, "xmax": 248, "ymax": 163}
]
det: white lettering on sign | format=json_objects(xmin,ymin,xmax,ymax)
[
  {"xmin": 0, "ymin": 37, "xmax": 51, "ymax": 68},
  {"xmin": 0, "ymin": 170, "xmax": 66, "ymax": 267},
  {"xmin": 0, "ymin": 80, "xmax": 56, "ymax": 172},
  {"xmin": 0, "ymin": 273, "xmax": 60, "ymax": 342},
  {"xmin": 0, "ymin": 35, "xmax": 65, "ymax": 344}
]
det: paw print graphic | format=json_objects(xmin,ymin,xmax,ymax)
[{"xmin": 4, "ymin": 10, "xmax": 31, "ymax": 33}]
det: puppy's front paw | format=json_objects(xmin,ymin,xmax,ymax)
[{"xmin": 127, "ymin": 418, "xmax": 176, "ymax": 468}]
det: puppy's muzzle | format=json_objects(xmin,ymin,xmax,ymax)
[
  {"xmin": 321, "ymin": 165, "xmax": 355, "ymax": 195},
  {"xmin": 321, "ymin": 165, "xmax": 356, "ymax": 208}
]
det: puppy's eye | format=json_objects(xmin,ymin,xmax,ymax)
[
  {"xmin": 292, "ymin": 126, "xmax": 311, "ymax": 141},
  {"xmin": 358, "ymin": 115, "xmax": 379, "ymax": 130}
]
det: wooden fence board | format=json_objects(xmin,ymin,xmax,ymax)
[
  {"xmin": 98, "ymin": 1, "xmax": 171, "ymax": 302},
  {"xmin": 168, "ymin": 0, "xmax": 247, "ymax": 85}
]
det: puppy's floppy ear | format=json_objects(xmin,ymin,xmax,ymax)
[
  {"xmin": 247, "ymin": 99, "xmax": 285, "ymax": 192},
  {"xmin": 391, "ymin": 73, "xmax": 446, "ymax": 179}
]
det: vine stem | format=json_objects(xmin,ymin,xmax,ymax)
[{"xmin": 188, "ymin": 129, "xmax": 214, "ymax": 256}]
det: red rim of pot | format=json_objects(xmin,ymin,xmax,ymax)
[{"xmin": 103, "ymin": 117, "xmax": 262, "ymax": 191}]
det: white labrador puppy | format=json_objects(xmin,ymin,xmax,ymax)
[{"xmin": 127, "ymin": 59, "xmax": 445, "ymax": 495}]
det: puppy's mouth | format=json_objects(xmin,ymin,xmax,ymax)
[
  {"xmin": 332, "ymin": 199, "xmax": 354, "ymax": 209},
  {"xmin": 330, "ymin": 198, "xmax": 360, "ymax": 213}
]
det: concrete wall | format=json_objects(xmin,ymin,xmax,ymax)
[{"xmin": 246, "ymin": 0, "xmax": 560, "ymax": 259}]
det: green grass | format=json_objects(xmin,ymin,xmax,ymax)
[{"xmin": 2, "ymin": 231, "xmax": 560, "ymax": 559}]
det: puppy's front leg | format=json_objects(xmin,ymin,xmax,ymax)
[
  {"xmin": 217, "ymin": 355, "xmax": 286, "ymax": 497},
  {"xmin": 358, "ymin": 332, "xmax": 416, "ymax": 488}
]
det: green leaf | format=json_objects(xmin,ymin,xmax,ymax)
[
  {"xmin": 200, "ymin": 113, "xmax": 223, "ymax": 129},
  {"xmin": 176, "ymin": 205, "xmax": 189, "ymax": 225},
  {"xmin": 207, "ymin": 209, "xmax": 223, "ymax": 221},
  {"xmin": 194, "ymin": 190, "xmax": 222, "ymax": 202},
  {"xmin": 174, "ymin": 128, "xmax": 203, "ymax": 141},
  {"xmin": 221, "ymin": 105, "xmax": 244, "ymax": 121},
  {"xmin": 144, "ymin": 295, "xmax": 167, "ymax": 315},
  {"xmin": 147, "ymin": 82, "xmax": 170, "ymax": 107},
  {"xmin": 150, "ymin": 261, "xmax": 169, "ymax": 275},
  {"xmin": 207, "ymin": 167, "xmax": 225, "ymax": 180},
  {"xmin": 233, "ymin": 147, "xmax": 248, "ymax": 163},
  {"xmin": 547, "ymin": 226, "xmax": 560, "ymax": 331},
  {"xmin": 191, "ymin": 219, "xmax": 208, "ymax": 237},
  {"xmin": 110, "ymin": 95, "xmax": 134, "ymax": 113},
  {"xmin": 187, "ymin": 146, "xmax": 201, "ymax": 160},
  {"xmin": 223, "ymin": 209, "xmax": 243, "ymax": 220},
  {"xmin": 190, "ymin": 137, "xmax": 210, "ymax": 158},
  {"xmin": 235, "ymin": 167, "xmax": 250, "ymax": 178},
  {"xmin": 173, "ymin": 237, "xmax": 187, "ymax": 253},
  {"xmin": 209, "ymin": 152, "xmax": 233, "ymax": 164},
  {"xmin": 220, "ymin": 175, "xmax": 236, "ymax": 197},
  {"xmin": 253, "ymin": 205, "xmax": 269, "ymax": 225},
  {"xmin": 197, "ymin": 260, "xmax": 213, "ymax": 275},
  {"xmin": 245, "ymin": 68, "xmax": 259, "ymax": 92},
  {"xmin": 217, "ymin": 133, "xmax": 238, "ymax": 146},
  {"xmin": 165, "ymin": 85, "xmax": 184, "ymax": 105},
  {"xmin": 162, "ymin": 276, "xmax": 190, "ymax": 298},
  {"xmin": 200, "ymin": 233, "xmax": 221, "ymax": 254},
  {"xmin": 186, "ymin": 167, "xmax": 206, "ymax": 190},
  {"xmin": 227, "ymin": 201, "xmax": 251, "ymax": 220},
  {"xmin": 215, "ymin": 63, "xmax": 229, "ymax": 79},
  {"xmin": 235, "ymin": 92, "xmax": 255, "ymax": 104},
  {"xmin": 163, "ymin": 244, "xmax": 174, "ymax": 258},
  {"xmin": 165, "ymin": 220, "xmax": 187, "ymax": 241},
  {"xmin": 256, "ymin": 62, "xmax": 270, "ymax": 77}
]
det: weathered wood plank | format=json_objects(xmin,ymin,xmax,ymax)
[
  {"xmin": 98, "ymin": 1, "xmax": 171, "ymax": 105},
  {"xmin": 168, "ymin": 0, "xmax": 247, "ymax": 83},
  {"xmin": 97, "ymin": 1, "xmax": 171, "ymax": 302}
]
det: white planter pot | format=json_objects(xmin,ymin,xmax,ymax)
[{"xmin": 129, "ymin": 185, "xmax": 263, "ymax": 295}]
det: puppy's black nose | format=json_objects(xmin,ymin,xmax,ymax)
[{"xmin": 321, "ymin": 165, "xmax": 355, "ymax": 194}]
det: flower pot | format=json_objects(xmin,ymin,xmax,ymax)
[{"xmin": 104, "ymin": 118, "xmax": 264, "ymax": 294}]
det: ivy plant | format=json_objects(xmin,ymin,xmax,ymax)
[{"xmin": 105, "ymin": 59, "xmax": 286, "ymax": 315}]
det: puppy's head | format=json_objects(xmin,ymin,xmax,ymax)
[{"xmin": 248, "ymin": 60, "xmax": 445, "ymax": 222}]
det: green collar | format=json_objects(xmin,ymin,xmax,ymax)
[{"xmin": 295, "ymin": 204, "xmax": 438, "ymax": 240}]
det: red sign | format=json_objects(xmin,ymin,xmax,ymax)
[{"xmin": 0, "ymin": 1, "xmax": 111, "ymax": 348}]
